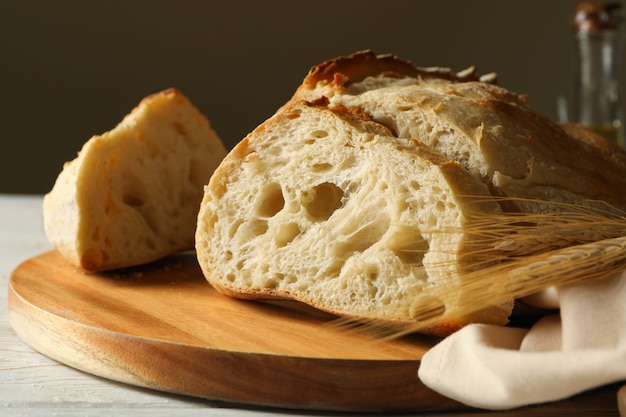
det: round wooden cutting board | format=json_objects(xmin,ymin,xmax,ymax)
[{"xmin": 8, "ymin": 250, "xmax": 459, "ymax": 413}]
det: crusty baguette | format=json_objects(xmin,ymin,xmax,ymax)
[
  {"xmin": 196, "ymin": 100, "xmax": 512, "ymax": 334},
  {"xmin": 44, "ymin": 88, "xmax": 227, "ymax": 271},
  {"xmin": 293, "ymin": 51, "xmax": 626, "ymax": 214}
]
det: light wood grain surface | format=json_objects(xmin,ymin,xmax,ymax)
[
  {"xmin": 9, "ymin": 250, "xmax": 457, "ymax": 413},
  {"xmin": 1, "ymin": 194, "xmax": 621, "ymax": 416}
]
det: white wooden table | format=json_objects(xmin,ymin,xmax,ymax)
[{"xmin": 1, "ymin": 194, "xmax": 621, "ymax": 416}]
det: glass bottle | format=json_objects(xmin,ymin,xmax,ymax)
[{"xmin": 571, "ymin": 2, "xmax": 624, "ymax": 147}]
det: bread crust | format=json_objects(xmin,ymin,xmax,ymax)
[{"xmin": 299, "ymin": 50, "xmax": 494, "ymax": 92}]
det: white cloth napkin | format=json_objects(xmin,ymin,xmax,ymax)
[{"xmin": 418, "ymin": 270, "xmax": 626, "ymax": 411}]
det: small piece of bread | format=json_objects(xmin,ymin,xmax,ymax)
[
  {"xmin": 44, "ymin": 88, "xmax": 227, "ymax": 271},
  {"xmin": 196, "ymin": 100, "xmax": 512, "ymax": 334}
]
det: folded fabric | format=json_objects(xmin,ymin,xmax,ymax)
[{"xmin": 418, "ymin": 270, "xmax": 626, "ymax": 410}]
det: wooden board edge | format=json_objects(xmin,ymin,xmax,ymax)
[{"xmin": 7, "ymin": 257, "xmax": 461, "ymax": 413}]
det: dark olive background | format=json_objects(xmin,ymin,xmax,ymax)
[{"xmin": 2, "ymin": 0, "xmax": 621, "ymax": 193}]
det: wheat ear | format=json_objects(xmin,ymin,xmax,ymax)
[
  {"xmin": 337, "ymin": 235, "xmax": 626, "ymax": 341},
  {"xmin": 331, "ymin": 199, "xmax": 626, "ymax": 340}
]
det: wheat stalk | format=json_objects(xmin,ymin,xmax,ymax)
[
  {"xmin": 335, "ymin": 235, "xmax": 626, "ymax": 341},
  {"xmin": 330, "ymin": 198, "xmax": 626, "ymax": 340},
  {"xmin": 462, "ymin": 197, "xmax": 626, "ymax": 252},
  {"xmin": 413, "ymin": 235, "xmax": 626, "ymax": 333}
]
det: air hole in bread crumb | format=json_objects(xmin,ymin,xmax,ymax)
[
  {"xmin": 256, "ymin": 183, "xmax": 285, "ymax": 218},
  {"xmin": 225, "ymin": 250, "xmax": 233, "ymax": 261},
  {"xmin": 302, "ymin": 182, "xmax": 344, "ymax": 221},
  {"xmin": 380, "ymin": 295, "xmax": 393, "ymax": 306},
  {"xmin": 387, "ymin": 229, "xmax": 429, "ymax": 265},
  {"xmin": 310, "ymin": 130, "xmax": 329, "ymax": 138},
  {"xmin": 173, "ymin": 122, "xmax": 188, "ymax": 137},
  {"xmin": 249, "ymin": 218, "xmax": 269, "ymax": 236},
  {"xmin": 368, "ymin": 285, "xmax": 378, "ymax": 298},
  {"xmin": 312, "ymin": 163, "xmax": 333, "ymax": 172},
  {"xmin": 226, "ymin": 273, "xmax": 236, "ymax": 283},
  {"xmin": 338, "ymin": 215, "xmax": 390, "ymax": 256},
  {"xmin": 122, "ymin": 192, "xmax": 144, "ymax": 207},
  {"xmin": 229, "ymin": 220, "xmax": 243, "ymax": 238},
  {"xmin": 286, "ymin": 109, "xmax": 301, "ymax": 120},
  {"xmin": 81, "ymin": 248, "xmax": 104, "ymax": 270},
  {"xmin": 275, "ymin": 222, "xmax": 301, "ymax": 247},
  {"xmin": 264, "ymin": 279, "xmax": 279, "ymax": 289},
  {"xmin": 360, "ymin": 133, "xmax": 376, "ymax": 143},
  {"xmin": 235, "ymin": 260, "xmax": 245, "ymax": 271},
  {"xmin": 325, "ymin": 260, "xmax": 344, "ymax": 279}
]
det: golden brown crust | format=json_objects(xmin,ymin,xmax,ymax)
[
  {"xmin": 298, "ymin": 50, "xmax": 496, "ymax": 92},
  {"xmin": 301, "ymin": 50, "xmax": 419, "ymax": 89}
]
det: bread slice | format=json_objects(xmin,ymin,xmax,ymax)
[
  {"xmin": 195, "ymin": 100, "xmax": 512, "ymax": 334},
  {"xmin": 293, "ymin": 51, "xmax": 626, "ymax": 214},
  {"xmin": 44, "ymin": 88, "xmax": 227, "ymax": 271}
]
